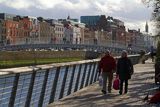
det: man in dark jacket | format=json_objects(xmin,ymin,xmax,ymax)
[
  {"xmin": 99, "ymin": 50, "xmax": 116, "ymax": 94},
  {"xmin": 116, "ymin": 50, "xmax": 134, "ymax": 95}
]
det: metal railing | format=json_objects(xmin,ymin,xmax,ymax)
[{"xmin": 0, "ymin": 55, "xmax": 141, "ymax": 107}]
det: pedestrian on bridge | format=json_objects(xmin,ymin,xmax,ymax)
[
  {"xmin": 116, "ymin": 50, "xmax": 134, "ymax": 95},
  {"xmin": 99, "ymin": 50, "xmax": 116, "ymax": 94}
]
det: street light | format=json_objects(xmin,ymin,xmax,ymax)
[
  {"xmin": 101, "ymin": 29, "xmax": 103, "ymax": 46},
  {"xmin": 29, "ymin": 29, "xmax": 38, "ymax": 65}
]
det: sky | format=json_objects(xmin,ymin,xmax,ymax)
[{"xmin": 0, "ymin": 0, "xmax": 155, "ymax": 34}]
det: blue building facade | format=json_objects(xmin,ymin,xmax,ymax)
[{"xmin": 80, "ymin": 16, "xmax": 100, "ymax": 27}]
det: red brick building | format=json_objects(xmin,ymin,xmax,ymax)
[
  {"xmin": 116, "ymin": 26, "xmax": 126, "ymax": 45},
  {"xmin": 4, "ymin": 20, "xmax": 19, "ymax": 45},
  {"xmin": 13, "ymin": 16, "xmax": 30, "ymax": 44}
]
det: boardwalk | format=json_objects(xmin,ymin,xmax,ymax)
[{"xmin": 48, "ymin": 59, "xmax": 159, "ymax": 107}]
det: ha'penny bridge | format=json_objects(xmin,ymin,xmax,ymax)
[{"xmin": 0, "ymin": 41, "xmax": 148, "ymax": 53}]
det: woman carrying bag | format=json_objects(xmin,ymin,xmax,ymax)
[{"xmin": 116, "ymin": 50, "xmax": 134, "ymax": 95}]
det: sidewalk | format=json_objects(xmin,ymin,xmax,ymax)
[{"xmin": 48, "ymin": 59, "xmax": 159, "ymax": 107}]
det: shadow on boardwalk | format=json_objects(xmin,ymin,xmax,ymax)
[{"xmin": 48, "ymin": 60, "xmax": 160, "ymax": 107}]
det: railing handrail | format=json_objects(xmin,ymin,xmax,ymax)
[{"xmin": 0, "ymin": 54, "xmax": 141, "ymax": 76}]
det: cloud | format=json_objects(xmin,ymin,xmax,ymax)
[
  {"xmin": 0, "ymin": 0, "xmax": 145, "ymax": 13},
  {"xmin": 0, "ymin": 0, "xmax": 89, "ymax": 10},
  {"xmin": 2, "ymin": 0, "xmax": 33, "ymax": 9},
  {"xmin": 93, "ymin": 0, "xmax": 122, "ymax": 14},
  {"xmin": 60, "ymin": 0, "xmax": 90, "ymax": 11},
  {"xmin": 125, "ymin": 21, "xmax": 145, "ymax": 31},
  {"xmin": 0, "ymin": 0, "xmax": 6, "ymax": 3},
  {"xmin": 35, "ymin": 0, "xmax": 64, "ymax": 9}
]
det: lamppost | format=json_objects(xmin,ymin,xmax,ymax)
[
  {"xmin": 29, "ymin": 30, "xmax": 38, "ymax": 65},
  {"xmin": 94, "ymin": 31, "xmax": 98, "ymax": 45},
  {"xmin": 100, "ymin": 29, "xmax": 103, "ymax": 46},
  {"xmin": 121, "ymin": 32, "xmax": 125, "ymax": 48}
]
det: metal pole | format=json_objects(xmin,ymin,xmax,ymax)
[
  {"xmin": 59, "ymin": 66, "xmax": 69, "ymax": 99},
  {"xmin": 49, "ymin": 67, "xmax": 60, "ymax": 103},
  {"xmin": 25, "ymin": 70, "xmax": 37, "ymax": 107},
  {"xmin": 38, "ymin": 69, "xmax": 49, "ymax": 107},
  {"xmin": 9, "ymin": 73, "xmax": 20, "ymax": 107}
]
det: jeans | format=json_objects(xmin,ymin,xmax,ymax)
[{"xmin": 102, "ymin": 72, "xmax": 113, "ymax": 92}]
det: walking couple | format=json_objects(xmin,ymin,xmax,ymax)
[{"xmin": 99, "ymin": 50, "xmax": 134, "ymax": 95}]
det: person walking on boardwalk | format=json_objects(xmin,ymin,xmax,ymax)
[
  {"xmin": 99, "ymin": 50, "xmax": 116, "ymax": 94},
  {"xmin": 116, "ymin": 50, "xmax": 134, "ymax": 95}
]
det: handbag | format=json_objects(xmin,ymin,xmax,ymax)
[{"xmin": 113, "ymin": 75, "xmax": 120, "ymax": 90}]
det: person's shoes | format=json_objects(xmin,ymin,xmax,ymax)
[
  {"xmin": 101, "ymin": 90, "xmax": 106, "ymax": 94},
  {"xmin": 119, "ymin": 91, "xmax": 122, "ymax": 95},
  {"xmin": 124, "ymin": 91, "xmax": 128, "ymax": 94},
  {"xmin": 108, "ymin": 90, "xmax": 111, "ymax": 93}
]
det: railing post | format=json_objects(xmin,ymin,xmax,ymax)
[
  {"xmin": 9, "ymin": 73, "xmax": 20, "ymax": 107},
  {"xmin": 85, "ymin": 63, "xmax": 92, "ymax": 87},
  {"xmin": 38, "ymin": 69, "xmax": 49, "ymax": 107},
  {"xmin": 67, "ymin": 65, "xmax": 76, "ymax": 95},
  {"xmin": 49, "ymin": 67, "xmax": 60, "ymax": 103},
  {"xmin": 80, "ymin": 63, "xmax": 88, "ymax": 89},
  {"xmin": 59, "ymin": 66, "xmax": 69, "ymax": 99},
  {"xmin": 25, "ymin": 70, "xmax": 37, "ymax": 107},
  {"xmin": 90, "ymin": 63, "xmax": 96, "ymax": 84},
  {"xmin": 94, "ymin": 63, "xmax": 99, "ymax": 82},
  {"xmin": 74, "ymin": 64, "xmax": 82, "ymax": 92}
]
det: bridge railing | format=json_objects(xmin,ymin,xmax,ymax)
[
  {"xmin": 0, "ymin": 55, "xmax": 141, "ymax": 107},
  {"xmin": 0, "ymin": 42, "xmax": 147, "ymax": 53}
]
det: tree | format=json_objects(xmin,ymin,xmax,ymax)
[
  {"xmin": 143, "ymin": 0, "xmax": 160, "ymax": 85},
  {"xmin": 37, "ymin": 17, "xmax": 44, "ymax": 22}
]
